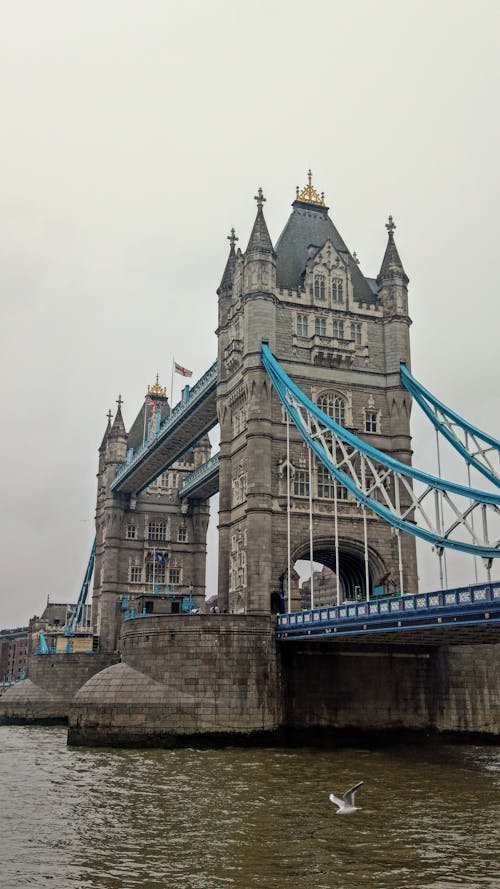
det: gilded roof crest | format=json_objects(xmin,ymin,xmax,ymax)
[
  {"xmin": 295, "ymin": 169, "xmax": 325, "ymax": 206},
  {"xmin": 147, "ymin": 373, "xmax": 167, "ymax": 398}
]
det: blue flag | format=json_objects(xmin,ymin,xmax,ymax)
[{"xmin": 155, "ymin": 553, "xmax": 166, "ymax": 567}]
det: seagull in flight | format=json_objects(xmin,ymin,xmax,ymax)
[{"xmin": 329, "ymin": 781, "xmax": 364, "ymax": 815}]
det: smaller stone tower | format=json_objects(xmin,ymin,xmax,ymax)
[{"xmin": 92, "ymin": 376, "xmax": 211, "ymax": 652}]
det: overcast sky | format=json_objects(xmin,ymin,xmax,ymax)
[{"xmin": 1, "ymin": 1, "xmax": 499, "ymax": 627}]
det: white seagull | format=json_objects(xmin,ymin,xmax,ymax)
[{"xmin": 329, "ymin": 781, "xmax": 364, "ymax": 815}]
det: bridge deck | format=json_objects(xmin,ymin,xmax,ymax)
[
  {"xmin": 111, "ymin": 362, "xmax": 217, "ymax": 494},
  {"xmin": 277, "ymin": 582, "xmax": 500, "ymax": 645},
  {"xmin": 179, "ymin": 453, "xmax": 219, "ymax": 500}
]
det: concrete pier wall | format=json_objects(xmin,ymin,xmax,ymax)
[
  {"xmin": 283, "ymin": 642, "xmax": 500, "ymax": 737},
  {"xmin": 68, "ymin": 614, "xmax": 283, "ymax": 746},
  {"xmin": 0, "ymin": 653, "xmax": 119, "ymax": 724}
]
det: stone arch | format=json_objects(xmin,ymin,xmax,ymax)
[{"xmin": 290, "ymin": 536, "xmax": 388, "ymax": 602}]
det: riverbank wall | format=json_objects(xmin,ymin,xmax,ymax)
[
  {"xmin": 0, "ymin": 652, "xmax": 119, "ymax": 724},
  {"xmin": 282, "ymin": 642, "xmax": 499, "ymax": 738},
  {"xmin": 1, "ymin": 615, "xmax": 498, "ymax": 742}
]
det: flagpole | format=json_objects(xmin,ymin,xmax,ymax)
[{"xmin": 170, "ymin": 357, "xmax": 174, "ymax": 407}]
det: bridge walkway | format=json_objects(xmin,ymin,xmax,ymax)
[
  {"xmin": 277, "ymin": 582, "xmax": 500, "ymax": 646},
  {"xmin": 111, "ymin": 361, "xmax": 217, "ymax": 495}
]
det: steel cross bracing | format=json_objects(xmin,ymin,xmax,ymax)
[
  {"xmin": 400, "ymin": 363, "xmax": 500, "ymax": 489},
  {"xmin": 262, "ymin": 345, "xmax": 500, "ymax": 560}
]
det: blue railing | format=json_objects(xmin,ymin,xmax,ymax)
[
  {"xmin": 112, "ymin": 360, "xmax": 217, "ymax": 488},
  {"xmin": 180, "ymin": 452, "xmax": 220, "ymax": 497},
  {"xmin": 277, "ymin": 581, "xmax": 500, "ymax": 634}
]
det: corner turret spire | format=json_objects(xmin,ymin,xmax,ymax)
[
  {"xmin": 99, "ymin": 409, "xmax": 113, "ymax": 452},
  {"xmin": 109, "ymin": 395, "xmax": 126, "ymax": 439},
  {"xmin": 378, "ymin": 215, "xmax": 408, "ymax": 284},
  {"xmin": 217, "ymin": 228, "xmax": 238, "ymax": 294},
  {"xmin": 245, "ymin": 188, "xmax": 274, "ymax": 254}
]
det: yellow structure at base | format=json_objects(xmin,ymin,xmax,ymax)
[{"xmin": 55, "ymin": 635, "xmax": 94, "ymax": 653}]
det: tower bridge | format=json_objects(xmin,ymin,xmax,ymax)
[{"xmin": 2, "ymin": 172, "xmax": 499, "ymax": 744}]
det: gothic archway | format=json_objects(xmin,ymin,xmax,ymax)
[{"xmin": 292, "ymin": 538, "xmax": 387, "ymax": 603}]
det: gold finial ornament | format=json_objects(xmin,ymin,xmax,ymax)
[
  {"xmin": 295, "ymin": 169, "xmax": 326, "ymax": 206},
  {"xmin": 147, "ymin": 373, "xmax": 167, "ymax": 398}
]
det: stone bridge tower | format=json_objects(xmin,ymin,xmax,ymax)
[
  {"xmin": 217, "ymin": 174, "xmax": 418, "ymax": 614},
  {"xmin": 93, "ymin": 381, "xmax": 210, "ymax": 652}
]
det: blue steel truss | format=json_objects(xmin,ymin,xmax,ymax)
[
  {"xmin": 261, "ymin": 344, "xmax": 500, "ymax": 559},
  {"xmin": 64, "ymin": 537, "xmax": 96, "ymax": 636},
  {"xmin": 400, "ymin": 363, "xmax": 500, "ymax": 488}
]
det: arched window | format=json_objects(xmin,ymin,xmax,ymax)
[
  {"xmin": 314, "ymin": 316, "xmax": 326, "ymax": 336},
  {"xmin": 317, "ymin": 464, "xmax": 334, "ymax": 499},
  {"xmin": 332, "ymin": 278, "xmax": 343, "ymax": 302},
  {"xmin": 297, "ymin": 314, "xmax": 309, "ymax": 337},
  {"xmin": 314, "ymin": 274, "xmax": 325, "ymax": 299},
  {"xmin": 317, "ymin": 392, "xmax": 346, "ymax": 425},
  {"xmin": 350, "ymin": 322, "xmax": 362, "ymax": 345},
  {"xmin": 332, "ymin": 320, "xmax": 344, "ymax": 339}
]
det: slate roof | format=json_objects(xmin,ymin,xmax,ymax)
[
  {"xmin": 245, "ymin": 204, "xmax": 275, "ymax": 255},
  {"xmin": 275, "ymin": 200, "xmax": 376, "ymax": 303},
  {"xmin": 127, "ymin": 398, "xmax": 170, "ymax": 451},
  {"xmin": 378, "ymin": 232, "xmax": 408, "ymax": 284}
]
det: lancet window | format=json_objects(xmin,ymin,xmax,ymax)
[
  {"xmin": 332, "ymin": 320, "xmax": 344, "ymax": 339},
  {"xmin": 332, "ymin": 278, "xmax": 343, "ymax": 303},
  {"xmin": 350, "ymin": 322, "xmax": 362, "ymax": 345},
  {"xmin": 314, "ymin": 274, "xmax": 326, "ymax": 299},
  {"xmin": 314, "ymin": 317, "xmax": 326, "ymax": 336},
  {"xmin": 297, "ymin": 314, "xmax": 309, "ymax": 337}
]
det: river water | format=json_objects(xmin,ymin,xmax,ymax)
[{"xmin": 0, "ymin": 726, "xmax": 498, "ymax": 889}]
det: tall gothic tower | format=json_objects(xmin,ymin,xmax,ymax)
[{"xmin": 216, "ymin": 174, "xmax": 418, "ymax": 613}]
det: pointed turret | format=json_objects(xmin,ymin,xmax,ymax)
[
  {"xmin": 217, "ymin": 228, "xmax": 238, "ymax": 296},
  {"xmin": 245, "ymin": 188, "xmax": 274, "ymax": 256},
  {"xmin": 97, "ymin": 409, "xmax": 113, "ymax": 479},
  {"xmin": 377, "ymin": 217, "xmax": 411, "ymax": 371},
  {"xmin": 109, "ymin": 396, "xmax": 126, "ymax": 439},
  {"xmin": 99, "ymin": 410, "xmax": 113, "ymax": 452},
  {"xmin": 377, "ymin": 216, "xmax": 408, "ymax": 286},
  {"xmin": 107, "ymin": 396, "xmax": 127, "ymax": 465},
  {"xmin": 242, "ymin": 188, "xmax": 276, "ymax": 296}
]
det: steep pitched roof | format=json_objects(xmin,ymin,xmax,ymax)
[
  {"xmin": 275, "ymin": 201, "xmax": 375, "ymax": 302},
  {"xmin": 109, "ymin": 402, "xmax": 126, "ymax": 439},
  {"xmin": 127, "ymin": 397, "xmax": 170, "ymax": 451},
  {"xmin": 245, "ymin": 191, "xmax": 274, "ymax": 255},
  {"xmin": 217, "ymin": 231, "xmax": 237, "ymax": 294},
  {"xmin": 378, "ymin": 222, "xmax": 408, "ymax": 283},
  {"xmin": 99, "ymin": 413, "xmax": 112, "ymax": 452}
]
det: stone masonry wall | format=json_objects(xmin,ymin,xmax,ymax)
[
  {"xmin": 283, "ymin": 642, "xmax": 500, "ymax": 736},
  {"xmin": 68, "ymin": 614, "xmax": 284, "ymax": 746},
  {"xmin": 0, "ymin": 652, "xmax": 119, "ymax": 723}
]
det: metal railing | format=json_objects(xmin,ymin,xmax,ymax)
[{"xmin": 277, "ymin": 581, "xmax": 500, "ymax": 630}]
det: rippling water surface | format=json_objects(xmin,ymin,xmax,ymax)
[{"xmin": 0, "ymin": 726, "xmax": 499, "ymax": 888}]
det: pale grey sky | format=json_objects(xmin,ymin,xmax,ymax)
[{"xmin": 1, "ymin": 0, "xmax": 499, "ymax": 626}]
